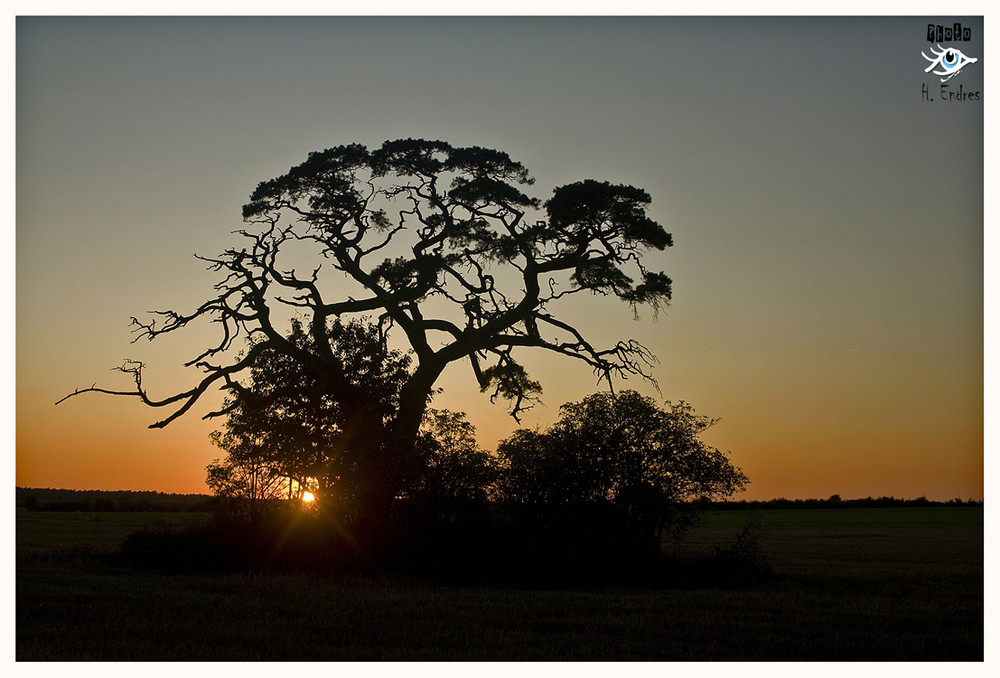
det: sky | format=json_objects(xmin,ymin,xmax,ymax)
[{"xmin": 14, "ymin": 14, "xmax": 985, "ymax": 501}]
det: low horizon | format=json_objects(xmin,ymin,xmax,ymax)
[{"xmin": 14, "ymin": 484, "xmax": 984, "ymax": 504}]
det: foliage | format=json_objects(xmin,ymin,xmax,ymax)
[
  {"xmin": 496, "ymin": 390, "xmax": 748, "ymax": 550},
  {"xmin": 411, "ymin": 408, "xmax": 499, "ymax": 507},
  {"xmin": 208, "ymin": 317, "xmax": 414, "ymax": 523},
  {"xmin": 205, "ymin": 320, "xmax": 494, "ymax": 526},
  {"xmin": 204, "ymin": 454, "xmax": 289, "ymax": 523}
]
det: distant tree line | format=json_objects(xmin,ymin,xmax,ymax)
[
  {"xmin": 710, "ymin": 495, "xmax": 982, "ymax": 510},
  {"xmin": 16, "ymin": 486, "xmax": 978, "ymax": 515},
  {"xmin": 16, "ymin": 487, "xmax": 212, "ymax": 513}
]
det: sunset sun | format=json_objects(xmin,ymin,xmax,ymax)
[{"xmin": 301, "ymin": 491, "xmax": 316, "ymax": 503}]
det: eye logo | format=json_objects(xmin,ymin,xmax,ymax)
[{"xmin": 922, "ymin": 44, "xmax": 978, "ymax": 81}]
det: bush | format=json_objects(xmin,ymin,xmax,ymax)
[
  {"xmin": 114, "ymin": 511, "xmax": 371, "ymax": 575},
  {"xmin": 700, "ymin": 510, "xmax": 772, "ymax": 588},
  {"xmin": 496, "ymin": 391, "xmax": 748, "ymax": 552}
]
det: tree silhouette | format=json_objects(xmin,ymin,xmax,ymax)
[
  {"xmin": 497, "ymin": 391, "xmax": 748, "ymax": 551},
  {"xmin": 60, "ymin": 139, "xmax": 673, "ymax": 546},
  {"xmin": 204, "ymin": 445, "xmax": 289, "ymax": 524},
  {"xmin": 206, "ymin": 317, "xmax": 414, "ymax": 524},
  {"xmin": 411, "ymin": 409, "xmax": 499, "ymax": 512}
]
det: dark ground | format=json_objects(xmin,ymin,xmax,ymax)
[{"xmin": 16, "ymin": 506, "xmax": 983, "ymax": 660}]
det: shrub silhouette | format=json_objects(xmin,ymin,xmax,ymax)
[
  {"xmin": 496, "ymin": 391, "xmax": 748, "ymax": 555},
  {"xmin": 115, "ymin": 510, "xmax": 370, "ymax": 575}
]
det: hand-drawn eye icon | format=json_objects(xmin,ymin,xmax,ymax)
[{"xmin": 922, "ymin": 44, "xmax": 978, "ymax": 81}]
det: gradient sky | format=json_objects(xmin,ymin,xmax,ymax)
[{"xmin": 15, "ymin": 15, "xmax": 984, "ymax": 500}]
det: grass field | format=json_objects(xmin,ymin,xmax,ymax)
[{"xmin": 16, "ymin": 506, "xmax": 983, "ymax": 660}]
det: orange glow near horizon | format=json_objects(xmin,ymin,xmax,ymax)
[
  {"xmin": 12, "ymin": 316, "xmax": 985, "ymax": 502},
  {"xmin": 14, "ymin": 17, "xmax": 983, "ymax": 504}
]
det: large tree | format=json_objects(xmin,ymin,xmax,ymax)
[{"xmin": 60, "ymin": 139, "xmax": 673, "ymax": 542}]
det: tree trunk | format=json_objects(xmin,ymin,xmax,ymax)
[{"xmin": 346, "ymin": 361, "xmax": 443, "ymax": 557}]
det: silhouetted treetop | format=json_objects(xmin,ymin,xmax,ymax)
[{"xmin": 497, "ymin": 390, "xmax": 748, "ymax": 550}]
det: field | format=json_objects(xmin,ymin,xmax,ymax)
[{"xmin": 16, "ymin": 506, "xmax": 983, "ymax": 660}]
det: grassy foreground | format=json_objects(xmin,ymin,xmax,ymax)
[{"xmin": 16, "ymin": 506, "xmax": 983, "ymax": 660}]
